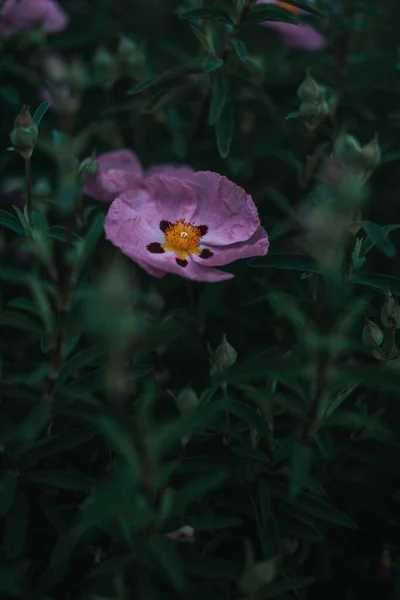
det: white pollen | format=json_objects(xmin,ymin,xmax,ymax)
[{"xmin": 180, "ymin": 231, "xmax": 188, "ymax": 239}]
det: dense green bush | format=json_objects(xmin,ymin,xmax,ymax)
[{"xmin": 1, "ymin": 0, "xmax": 400, "ymax": 599}]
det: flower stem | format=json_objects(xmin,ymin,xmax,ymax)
[{"xmin": 24, "ymin": 157, "xmax": 33, "ymax": 223}]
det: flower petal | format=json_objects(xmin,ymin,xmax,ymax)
[
  {"xmin": 0, "ymin": 0, "xmax": 69, "ymax": 37},
  {"xmin": 146, "ymin": 164, "xmax": 194, "ymax": 179},
  {"xmin": 83, "ymin": 150, "xmax": 143, "ymax": 203},
  {"xmin": 121, "ymin": 175, "xmax": 198, "ymax": 227},
  {"xmin": 194, "ymin": 225, "xmax": 269, "ymax": 267},
  {"xmin": 189, "ymin": 171, "xmax": 260, "ymax": 245},
  {"xmin": 105, "ymin": 196, "xmax": 232, "ymax": 282},
  {"xmin": 270, "ymin": 22, "xmax": 325, "ymax": 50}
]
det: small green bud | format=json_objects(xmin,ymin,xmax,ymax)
[
  {"xmin": 297, "ymin": 70, "xmax": 323, "ymax": 103},
  {"xmin": 362, "ymin": 318, "xmax": 384, "ymax": 349},
  {"xmin": 92, "ymin": 46, "xmax": 117, "ymax": 86},
  {"xmin": 381, "ymin": 290, "xmax": 400, "ymax": 329},
  {"xmin": 68, "ymin": 56, "xmax": 89, "ymax": 92},
  {"xmin": 176, "ymin": 386, "xmax": 199, "ymax": 414},
  {"xmin": 361, "ymin": 134, "xmax": 381, "ymax": 171},
  {"xmin": 214, "ymin": 334, "xmax": 237, "ymax": 373},
  {"xmin": 9, "ymin": 106, "xmax": 38, "ymax": 159},
  {"xmin": 78, "ymin": 153, "xmax": 99, "ymax": 182}
]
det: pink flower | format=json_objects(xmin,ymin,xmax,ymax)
[
  {"xmin": 104, "ymin": 171, "xmax": 269, "ymax": 282},
  {"xmin": 257, "ymin": 0, "xmax": 325, "ymax": 51},
  {"xmin": 166, "ymin": 526, "xmax": 195, "ymax": 543},
  {"xmin": 83, "ymin": 149, "xmax": 194, "ymax": 204},
  {"xmin": 0, "ymin": 0, "xmax": 69, "ymax": 38}
]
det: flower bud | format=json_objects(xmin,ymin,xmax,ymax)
[
  {"xmin": 78, "ymin": 153, "xmax": 99, "ymax": 182},
  {"xmin": 166, "ymin": 525, "xmax": 194, "ymax": 543},
  {"xmin": 117, "ymin": 36, "xmax": 145, "ymax": 71},
  {"xmin": 92, "ymin": 46, "xmax": 117, "ymax": 87},
  {"xmin": 68, "ymin": 56, "xmax": 89, "ymax": 92},
  {"xmin": 361, "ymin": 134, "xmax": 381, "ymax": 171},
  {"xmin": 176, "ymin": 386, "xmax": 199, "ymax": 414},
  {"xmin": 9, "ymin": 106, "xmax": 38, "ymax": 159},
  {"xmin": 214, "ymin": 334, "xmax": 237, "ymax": 373},
  {"xmin": 381, "ymin": 290, "xmax": 400, "ymax": 329},
  {"xmin": 333, "ymin": 133, "xmax": 362, "ymax": 164},
  {"xmin": 362, "ymin": 318, "xmax": 384, "ymax": 349},
  {"xmin": 297, "ymin": 70, "xmax": 323, "ymax": 103}
]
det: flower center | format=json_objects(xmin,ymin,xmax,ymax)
[
  {"xmin": 277, "ymin": 1, "xmax": 299, "ymax": 15},
  {"xmin": 163, "ymin": 219, "xmax": 202, "ymax": 259}
]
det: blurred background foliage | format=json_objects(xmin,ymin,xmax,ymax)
[{"xmin": 2, "ymin": 0, "xmax": 400, "ymax": 599}]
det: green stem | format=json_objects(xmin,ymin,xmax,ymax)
[{"xmin": 24, "ymin": 157, "xmax": 33, "ymax": 223}]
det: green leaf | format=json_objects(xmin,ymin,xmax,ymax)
[
  {"xmin": 172, "ymin": 472, "xmax": 227, "ymax": 515},
  {"xmin": 0, "ymin": 561, "xmax": 29, "ymax": 596},
  {"xmin": 33, "ymin": 101, "xmax": 50, "ymax": 126},
  {"xmin": 142, "ymin": 84, "xmax": 189, "ymax": 113},
  {"xmin": 150, "ymin": 537, "xmax": 187, "ymax": 591},
  {"xmin": 3, "ymin": 487, "xmax": 29, "ymax": 559},
  {"xmin": 361, "ymin": 223, "xmax": 400, "ymax": 256},
  {"xmin": 55, "ymin": 346, "xmax": 105, "ymax": 389},
  {"xmin": 184, "ymin": 555, "xmax": 240, "ymax": 581},
  {"xmin": 289, "ymin": 442, "xmax": 312, "ymax": 498},
  {"xmin": 249, "ymin": 253, "xmax": 319, "ymax": 272},
  {"xmin": 227, "ymin": 399, "xmax": 271, "ymax": 439},
  {"xmin": 209, "ymin": 76, "xmax": 229, "ymax": 125},
  {"xmin": 0, "ymin": 84, "xmax": 20, "ymax": 106},
  {"xmin": 324, "ymin": 381, "xmax": 361, "ymax": 418},
  {"xmin": 204, "ymin": 57, "xmax": 223, "ymax": 73},
  {"xmin": 0, "ymin": 311, "xmax": 43, "ymax": 335},
  {"xmin": 0, "ymin": 210, "xmax": 25, "ymax": 235},
  {"xmin": 241, "ymin": 4, "xmax": 299, "ymax": 25},
  {"xmin": 361, "ymin": 221, "xmax": 396, "ymax": 258},
  {"xmin": 250, "ymin": 576, "xmax": 315, "ymax": 599},
  {"xmin": 21, "ymin": 427, "xmax": 98, "ymax": 467},
  {"xmin": 74, "ymin": 212, "xmax": 105, "ymax": 272},
  {"xmin": 352, "ymin": 272, "xmax": 400, "ymax": 295},
  {"xmin": 0, "ymin": 472, "xmax": 18, "ymax": 516},
  {"xmin": 26, "ymin": 470, "xmax": 94, "ymax": 492},
  {"xmin": 271, "ymin": 0, "xmax": 323, "ymax": 17},
  {"xmin": 232, "ymin": 38, "xmax": 247, "ymax": 62},
  {"xmin": 278, "ymin": 507, "xmax": 323, "ymax": 541},
  {"xmin": 290, "ymin": 494, "xmax": 358, "ymax": 529},
  {"xmin": 127, "ymin": 66, "xmax": 198, "ymax": 96},
  {"xmin": 180, "ymin": 7, "xmax": 234, "ymax": 25},
  {"xmin": 325, "ymin": 410, "xmax": 392, "ymax": 439},
  {"xmin": 190, "ymin": 24, "xmax": 214, "ymax": 52},
  {"xmin": 28, "ymin": 276, "xmax": 55, "ymax": 335},
  {"xmin": 185, "ymin": 515, "xmax": 243, "ymax": 531},
  {"xmin": 216, "ymin": 98, "xmax": 234, "ymax": 158}
]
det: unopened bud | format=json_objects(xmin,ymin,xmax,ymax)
[
  {"xmin": 78, "ymin": 153, "xmax": 99, "ymax": 182},
  {"xmin": 214, "ymin": 334, "xmax": 237, "ymax": 373},
  {"xmin": 362, "ymin": 318, "xmax": 384, "ymax": 349},
  {"xmin": 333, "ymin": 133, "xmax": 362, "ymax": 164},
  {"xmin": 93, "ymin": 46, "xmax": 117, "ymax": 86},
  {"xmin": 381, "ymin": 290, "xmax": 400, "ymax": 329},
  {"xmin": 176, "ymin": 386, "xmax": 199, "ymax": 414},
  {"xmin": 361, "ymin": 134, "xmax": 381, "ymax": 171},
  {"xmin": 146, "ymin": 285, "xmax": 164, "ymax": 313},
  {"xmin": 297, "ymin": 70, "xmax": 323, "ymax": 103},
  {"xmin": 9, "ymin": 106, "xmax": 38, "ymax": 159},
  {"xmin": 68, "ymin": 56, "xmax": 89, "ymax": 92}
]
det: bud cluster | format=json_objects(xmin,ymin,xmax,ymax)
[{"xmin": 297, "ymin": 70, "xmax": 336, "ymax": 132}]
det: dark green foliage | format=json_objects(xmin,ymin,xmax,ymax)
[{"xmin": 1, "ymin": 0, "xmax": 400, "ymax": 599}]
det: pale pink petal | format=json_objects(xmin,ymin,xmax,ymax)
[
  {"xmin": 0, "ymin": 0, "xmax": 69, "ymax": 37},
  {"xmin": 121, "ymin": 175, "xmax": 198, "ymax": 227},
  {"xmin": 189, "ymin": 172, "xmax": 260, "ymax": 245},
  {"xmin": 270, "ymin": 22, "xmax": 325, "ymax": 50},
  {"xmin": 96, "ymin": 168, "xmax": 143, "ymax": 202},
  {"xmin": 105, "ymin": 197, "xmax": 232, "ymax": 282},
  {"xmin": 146, "ymin": 164, "xmax": 194, "ymax": 179},
  {"xmin": 195, "ymin": 225, "xmax": 269, "ymax": 267},
  {"xmin": 83, "ymin": 150, "xmax": 143, "ymax": 203},
  {"xmin": 256, "ymin": 0, "xmax": 325, "ymax": 51}
]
